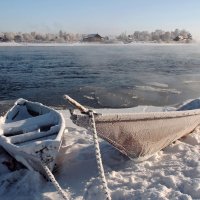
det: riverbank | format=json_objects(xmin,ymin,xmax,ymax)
[
  {"xmin": 0, "ymin": 102, "xmax": 199, "ymax": 199},
  {"xmin": 0, "ymin": 41, "xmax": 198, "ymax": 47}
]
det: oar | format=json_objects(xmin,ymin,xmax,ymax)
[{"xmin": 63, "ymin": 95, "xmax": 89, "ymax": 113}]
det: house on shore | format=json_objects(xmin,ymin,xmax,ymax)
[
  {"xmin": 173, "ymin": 33, "xmax": 192, "ymax": 42},
  {"xmin": 82, "ymin": 34, "xmax": 104, "ymax": 42}
]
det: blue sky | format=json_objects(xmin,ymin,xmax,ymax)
[{"xmin": 0, "ymin": 0, "xmax": 200, "ymax": 38}]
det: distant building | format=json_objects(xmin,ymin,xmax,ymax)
[
  {"xmin": 82, "ymin": 34, "xmax": 103, "ymax": 42},
  {"xmin": 173, "ymin": 33, "xmax": 192, "ymax": 42},
  {"xmin": 173, "ymin": 35, "xmax": 184, "ymax": 41}
]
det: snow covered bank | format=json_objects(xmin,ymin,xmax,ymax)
[
  {"xmin": 0, "ymin": 42, "xmax": 198, "ymax": 47},
  {"xmin": 0, "ymin": 104, "xmax": 199, "ymax": 199},
  {"xmin": 0, "ymin": 42, "xmax": 23, "ymax": 46},
  {"xmin": 0, "ymin": 42, "xmax": 81, "ymax": 47}
]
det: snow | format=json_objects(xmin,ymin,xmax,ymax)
[
  {"xmin": 0, "ymin": 42, "xmax": 123, "ymax": 47},
  {"xmin": 0, "ymin": 42, "xmax": 197, "ymax": 47},
  {"xmin": 0, "ymin": 42, "xmax": 82, "ymax": 47},
  {"xmin": 0, "ymin": 42, "xmax": 23, "ymax": 46},
  {"xmin": 135, "ymin": 85, "xmax": 182, "ymax": 94},
  {"xmin": 0, "ymin": 103, "xmax": 200, "ymax": 200},
  {"xmin": 184, "ymin": 80, "xmax": 200, "ymax": 84}
]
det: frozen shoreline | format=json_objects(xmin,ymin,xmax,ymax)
[
  {"xmin": 0, "ymin": 41, "xmax": 198, "ymax": 47},
  {"xmin": 0, "ymin": 100, "xmax": 200, "ymax": 199}
]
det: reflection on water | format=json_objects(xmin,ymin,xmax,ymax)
[{"xmin": 0, "ymin": 44, "xmax": 200, "ymax": 109}]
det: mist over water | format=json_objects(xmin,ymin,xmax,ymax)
[{"xmin": 0, "ymin": 44, "xmax": 200, "ymax": 110}]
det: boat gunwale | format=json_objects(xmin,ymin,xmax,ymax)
[{"xmin": 94, "ymin": 109, "xmax": 200, "ymax": 123}]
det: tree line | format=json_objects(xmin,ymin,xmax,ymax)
[
  {"xmin": 117, "ymin": 29, "xmax": 192, "ymax": 43},
  {"xmin": 0, "ymin": 31, "xmax": 82, "ymax": 43},
  {"xmin": 0, "ymin": 29, "xmax": 192, "ymax": 43}
]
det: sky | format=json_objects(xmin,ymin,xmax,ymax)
[{"xmin": 0, "ymin": 0, "xmax": 200, "ymax": 39}]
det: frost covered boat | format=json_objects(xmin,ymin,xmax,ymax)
[
  {"xmin": 64, "ymin": 95, "xmax": 200, "ymax": 159},
  {"xmin": 0, "ymin": 98, "xmax": 65, "ymax": 174}
]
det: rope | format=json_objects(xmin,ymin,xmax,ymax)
[
  {"xmin": 89, "ymin": 111, "xmax": 112, "ymax": 200},
  {"xmin": 41, "ymin": 161, "xmax": 69, "ymax": 200}
]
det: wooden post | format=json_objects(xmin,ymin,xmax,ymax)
[{"xmin": 63, "ymin": 95, "xmax": 89, "ymax": 113}]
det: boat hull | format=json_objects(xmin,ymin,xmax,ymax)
[{"xmin": 72, "ymin": 109, "xmax": 200, "ymax": 159}]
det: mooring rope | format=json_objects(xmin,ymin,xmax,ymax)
[
  {"xmin": 89, "ymin": 111, "xmax": 112, "ymax": 200},
  {"xmin": 41, "ymin": 161, "xmax": 69, "ymax": 200}
]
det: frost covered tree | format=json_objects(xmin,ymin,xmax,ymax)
[
  {"xmin": 0, "ymin": 32, "xmax": 4, "ymax": 41},
  {"xmin": 22, "ymin": 33, "xmax": 34, "ymax": 42},
  {"xmin": 180, "ymin": 30, "xmax": 189, "ymax": 39},
  {"xmin": 162, "ymin": 32, "xmax": 171, "ymax": 42},
  {"xmin": 117, "ymin": 29, "xmax": 192, "ymax": 43},
  {"xmin": 59, "ymin": 30, "xmax": 63, "ymax": 38},
  {"xmin": 4, "ymin": 32, "xmax": 15, "ymax": 41},
  {"xmin": 45, "ymin": 33, "xmax": 56, "ymax": 41},
  {"xmin": 14, "ymin": 34, "xmax": 23, "ymax": 42},
  {"xmin": 174, "ymin": 29, "xmax": 181, "ymax": 37},
  {"xmin": 35, "ymin": 33, "xmax": 46, "ymax": 41},
  {"xmin": 117, "ymin": 32, "xmax": 129, "ymax": 41}
]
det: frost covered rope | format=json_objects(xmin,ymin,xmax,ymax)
[
  {"xmin": 89, "ymin": 111, "xmax": 112, "ymax": 200},
  {"xmin": 63, "ymin": 95, "xmax": 111, "ymax": 199},
  {"xmin": 41, "ymin": 161, "xmax": 69, "ymax": 200}
]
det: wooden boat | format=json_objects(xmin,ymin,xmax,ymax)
[
  {"xmin": 64, "ymin": 95, "xmax": 200, "ymax": 160},
  {"xmin": 0, "ymin": 98, "xmax": 65, "ymax": 174}
]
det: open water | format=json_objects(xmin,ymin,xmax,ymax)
[{"xmin": 0, "ymin": 43, "xmax": 200, "ymax": 111}]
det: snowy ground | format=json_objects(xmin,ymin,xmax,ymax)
[{"xmin": 0, "ymin": 105, "xmax": 199, "ymax": 200}]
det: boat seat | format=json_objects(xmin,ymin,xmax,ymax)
[
  {"xmin": 2, "ymin": 112, "xmax": 58, "ymax": 135},
  {"xmin": 6, "ymin": 105, "xmax": 33, "ymax": 123},
  {"xmin": 9, "ymin": 125, "xmax": 60, "ymax": 144}
]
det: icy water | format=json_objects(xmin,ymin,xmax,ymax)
[{"xmin": 0, "ymin": 44, "xmax": 200, "ymax": 110}]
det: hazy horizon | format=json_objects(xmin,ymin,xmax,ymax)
[{"xmin": 0, "ymin": 0, "xmax": 200, "ymax": 40}]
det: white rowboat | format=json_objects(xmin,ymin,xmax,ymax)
[{"xmin": 0, "ymin": 98, "xmax": 65, "ymax": 174}]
